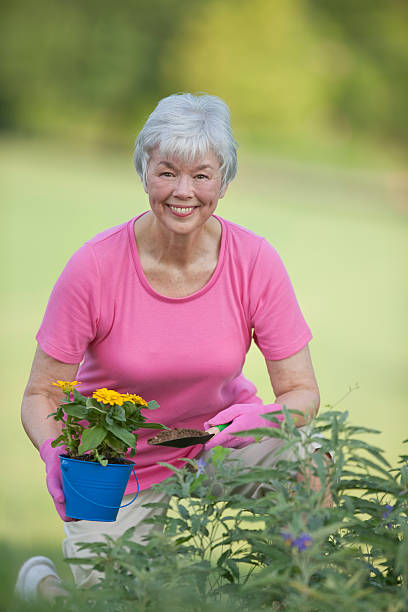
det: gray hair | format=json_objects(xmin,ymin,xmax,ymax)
[{"xmin": 133, "ymin": 93, "xmax": 238, "ymax": 190}]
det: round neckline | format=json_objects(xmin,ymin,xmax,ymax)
[{"xmin": 127, "ymin": 212, "xmax": 227, "ymax": 303}]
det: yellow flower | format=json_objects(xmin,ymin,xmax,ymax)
[
  {"xmin": 93, "ymin": 388, "xmax": 124, "ymax": 406},
  {"xmin": 52, "ymin": 380, "xmax": 81, "ymax": 393},
  {"xmin": 122, "ymin": 393, "xmax": 148, "ymax": 407}
]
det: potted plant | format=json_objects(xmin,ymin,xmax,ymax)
[{"xmin": 49, "ymin": 380, "xmax": 166, "ymax": 522}]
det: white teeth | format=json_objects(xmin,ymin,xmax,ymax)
[{"xmin": 169, "ymin": 206, "xmax": 195, "ymax": 214}]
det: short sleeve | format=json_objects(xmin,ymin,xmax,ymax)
[
  {"xmin": 250, "ymin": 239, "xmax": 312, "ymax": 360},
  {"xmin": 36, "ymin": 243, "xmax": 100, "ymax": 363}
]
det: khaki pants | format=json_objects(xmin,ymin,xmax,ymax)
[{"xmin": 64, "ymin": 431, "xmax": 318, "ymax": 588}]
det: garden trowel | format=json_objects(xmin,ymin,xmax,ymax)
[{"xmin": 148, "ymin": 422, "xmax": 231, "ymax": 448}]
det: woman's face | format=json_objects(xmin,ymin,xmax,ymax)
[{"xmin": 145, "ymin": 146, "xmax": 228, "ymax": 237}]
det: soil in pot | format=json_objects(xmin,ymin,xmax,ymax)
[{"xmin": 60, "ymin": 454, "xmax": 132, "ymax": 465}]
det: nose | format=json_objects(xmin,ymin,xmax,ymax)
[{"xmin": 173, "ymin": 174, "xmax": 193, "ymax": 199}]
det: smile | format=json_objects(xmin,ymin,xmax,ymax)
[{"xmin": 167, "ymin": 205, "xmax": 197, "ymax": 216}]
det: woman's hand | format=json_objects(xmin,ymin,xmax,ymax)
[
  {"xmin": 203, "ymin": 403, "xmax": 284, "ymax": 450},
  {"xmin": 40, "ymin": 439, "xmax": 74, "ymax": 522},
  {"xmin": 204, "ymin": 346, "xmax": 320, "ymax": 451},
  {"xmin": 22, "ymin": 345, "xmax": 80, "ymax": 521}
]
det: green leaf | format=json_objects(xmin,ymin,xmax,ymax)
[
  {"xmin": 51, "ymin": 436, "xmax": 65, "ymax": 448},
  {"xmin": 137, "ymin": 422, "xmax": 168, "ymax": 429},
  {"xmin": 63, "ymin": 404, "xmax": 88, "ymax": 419},
  {"xmin": 332, "ymin": 415, "xmax": 339, "ymax": 447},
  {"xmin": 72, "ymin": 388, "xmax": 86, "ymax": 404},
  {"xmin": 86, "ymin": 397, "xmax": 103, "ymax": 410},
  {"xmin": 313, "ymin": 450, "xmax": 328, "ymax": 484},
  {"xmin": 175, "ymin": 534, "xmax": 193, "ymax": 545},
  {"xmin": 78, "ymin": 426, "xmax": 107, "ymax": 455},
  {"xmin": 94, "ymin": 448, "xmax": 108, "ymax": 466},
  {"xmin": 401, "ymin": 464, "xmax": 408, "ymax": 489},
  {"xmin": 282, "ymin": 404, "xmax": 295, "ymax": 430},
  {"xmin": 112, "ymin": 405, "xmax": 126, "ymax": 422},
  {"xmin": 126, "ymin": 417, "xmax": 147, "ymax": 429},
  {"xmin": 226, "ymin": 558, "xmax": 240, "ymax": 581},
  {"xmin": 105, "ymin": 423, "xmax": 137, "ymax": 449},
  {"xmin": 211, "ymin": 446, "xmax": 231, "ymax": 466},
  {"xmin": 178, "ymin": 503, "xmax": 190, "ymax": 520},
  {"xmin": 217, "ymin": 550, "xmax": 230, "ymax": 567},
  {"xmin": 348, "ymin": 455, "xmax": 392, "ymax": 478},
  {"xmin": 157, "ymin": 461, "xmax": 185, "ymax": 475},
  {"xmin": 104, "ymin": 433, "xmax": 125, "ymax": 453},
  {"xmin": 147, "ymin": 400, "xmax": 160, "ymax": 410},
  {"xmin": 123, "ymin": 403, "xmax": 139, "ymax": 417}
]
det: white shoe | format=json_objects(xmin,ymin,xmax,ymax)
[{"xmin": 15, "ymin": 556, "xmax": 61, "ymax": 601}]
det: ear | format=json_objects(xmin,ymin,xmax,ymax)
[{"xmin": 219, "ymin": 182, "xmax": 230, "ymax": 199}]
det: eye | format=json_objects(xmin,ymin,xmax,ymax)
[
  {"xmin": 159, "ymin": 171, "xmax": 175, "ymax": 178},
  {"xmin": 194, "ymin": 174, "xmax": 208, "ymax": 180}
]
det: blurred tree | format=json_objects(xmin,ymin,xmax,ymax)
[
  {"xmin": 0, "ymin": 0, "xmax": 201, "ymax": 141},
  {"xmin": 1, "ymin": 0, "xmax": 407, "ymax": 157},
  {"xmin": 305, "ymin": 0, "xmax": 408, "ymax": 147},
  {"xmin": 161, "ymin": 0, "xmax": 408, "ymax": 154},
  {"xmin": 160, "ymin": 0, "xmax": 332, "ymax": 142}
]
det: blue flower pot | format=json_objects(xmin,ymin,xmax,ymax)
[{"xmin": 60, "ymin": 455, "xmax": 139, "ymax": 522}]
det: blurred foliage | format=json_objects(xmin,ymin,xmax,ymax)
[
  {"xmin": 1, "ymin": 0, "xmax": 407, "ymax": 153},
  {"xmin": 0, "ymin": 0, "xmax": 201, "ymax": 141},
  {"xmin": 305, "ymin": 0, "xmax": 408, "ymax": 148},
  {"xmin": 164, "ymin": 0, "xmax": 408, "ymax": 155},
  {"xmin": 14, "ymin": 410, "xmax": 408, "ymax": 611}
]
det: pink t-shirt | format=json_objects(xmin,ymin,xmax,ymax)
[{"xmin": 36, "ymin": 214, "xmax": 312, "ymax": 493}]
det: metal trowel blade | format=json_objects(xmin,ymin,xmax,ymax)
[{"xmin": 149, "ymin": 433, "xmax": 214, "ymax": 448}]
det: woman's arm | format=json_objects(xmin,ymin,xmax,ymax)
[
  {"xmin": 266, "ymin": 344, "xmax": 320, "ymax": 427},
  {"xmin": 21, "ymin": 345, "xmax": 80, "ymax": 450},
  {"xmin": 22, "ymin": 345, "xmax": 80, "ymax": 521}
]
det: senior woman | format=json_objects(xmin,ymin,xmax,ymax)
[{"xmin": 17, "ymin": 93, "xmax": 320, "ymax": 600}]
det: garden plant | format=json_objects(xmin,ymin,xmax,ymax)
[
  {"xmin": 50, "ymin": 381, "xmax": 164, "ymax": 466},
  {"xmin": 46, "ymin": 381, "xmax": 167, "ymax": 521},
  {"xmin": 52, "ymin": 402, "xmax": 408, "ymax": 612}
]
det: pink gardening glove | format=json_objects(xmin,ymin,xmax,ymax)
[
  {"xmin": 40, "ymin": 438, "xmax": 74, "ymax": 522},
  {"xmin": 204, "ymin": 403, "xmax": 284, "ymax": 450}
]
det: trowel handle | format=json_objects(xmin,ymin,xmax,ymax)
[
  {"xmin": 206, "ymin": 422, "xmax": 233, "ymax": 436},
  {"xmin": 216, "ymin": 422, "xmax": 232, "ymax": 432}
]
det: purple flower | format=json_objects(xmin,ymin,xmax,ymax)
[
  {"xmin": 292, "ymin": 533, "xmax": 312, "ymax": 551},
  {"xmin": 382, "ymin": 504, "xmax": 393, "ymax": 519},
  {"xmin": 281, "ymin": 532, "xmax": 312, "ymax": 551},
  {"xmin": 195, "ymin": 457, "xmax": 207, "ymax": 477},
  {"xmin": 382, "ymin": 504, "xmax": 394, "ymax": 529},
  {"xmin": 282, "ymin": 532, "xmax": 294, "ymax": 546}
]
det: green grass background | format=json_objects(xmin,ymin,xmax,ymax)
[{"xmin": 1, "ymin": 137, "xmax": 407, "ymax": 599}]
